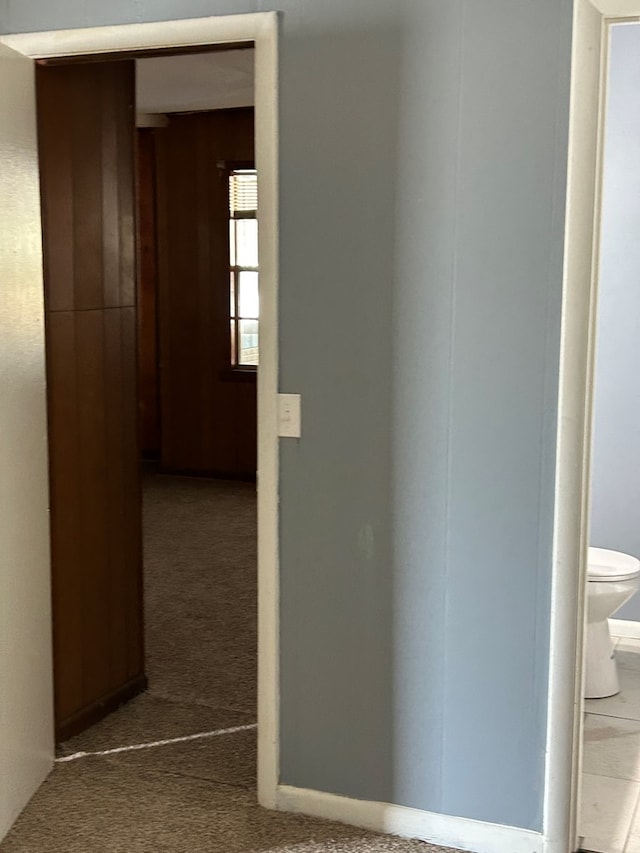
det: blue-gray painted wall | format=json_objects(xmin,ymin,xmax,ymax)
[
  {"xmin": 0, "ymin": 0, "xmax": 574, "ymax": 831},
  {"xmin": 591, "ymin": 23, "xmax": 640, "ymax": 622}
]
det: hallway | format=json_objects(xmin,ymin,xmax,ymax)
[{"xmin": 0, "ymin": 474, "xmax": 452, "ymax": 852}]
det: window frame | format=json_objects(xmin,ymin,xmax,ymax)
[{"xmin": 227, "ymin": 161, "xmax": 259, "ymax": 375}]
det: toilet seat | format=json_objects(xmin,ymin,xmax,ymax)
[{"xmin": 588, "ymin": 547, "xmax": 640, "ymax": 583}]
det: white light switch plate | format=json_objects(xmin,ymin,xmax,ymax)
[{"xmin": 278, "ymin": 393, "xmax": 301, "ymax": 438}]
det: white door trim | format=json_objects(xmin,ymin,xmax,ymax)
[
  {"xmin": 0, "ymin": 12, "xmax": 280, "ymax": 812},
  {"xmin": 544, "ymin": 4, "xmax": 640, "ymax": 852}
]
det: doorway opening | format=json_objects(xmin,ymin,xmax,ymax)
[
  {"xmin": 546, "ymin": 3, "xmax": 640, "ymax": 853},
  {"xmin": 572, "ymin": 18, "xmax": 640, "ymax": 853},
  {"xmin": 0, "ymin": 15, "xmax": 279, "ymax": 845},
  {"xmin": 34, "ymin": 40, "xmax": 260, "ymax": 758}
]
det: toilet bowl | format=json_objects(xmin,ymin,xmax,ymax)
[{"xmin": 586, "ymin": 546, "xmax": 640, "ymax": 699}]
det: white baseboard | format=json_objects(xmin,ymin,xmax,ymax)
[
  {"xmin": 276, "ymin": 784, "xmax": 543, "ymax": 853},
  {"xmin": 609, "ymin": 618, "xmax": 640, "ymax": 640}
]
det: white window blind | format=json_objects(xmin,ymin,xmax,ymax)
[{"xmin": 229, "ymin": 169, "xmax": 258, "ymax": 216}]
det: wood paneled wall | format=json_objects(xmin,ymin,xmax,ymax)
[
  {"xmin": 136, "ymin": 129, "xmax": 161, "ymax": 457},
  {"xmin": 154, "ymin": 108, "xmax": 257, "ymax": 478},
  {"xmin": 36, "ymin": 61, "xmax": 145, "ymax": 740}
]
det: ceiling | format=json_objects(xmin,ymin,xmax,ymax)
[{"xmin": 136, "ymin": 48, "xmax": 254, "ymax": 115}]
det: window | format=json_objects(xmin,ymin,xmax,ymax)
[{"xmin": 229, "ymin": 168, "xmax": 259, "ymax": 368}]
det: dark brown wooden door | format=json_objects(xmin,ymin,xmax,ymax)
[{"xmin": 36, "ymin": 61, "xmax": 145, "ymax": 740}]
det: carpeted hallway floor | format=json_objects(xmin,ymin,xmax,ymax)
[{"xmin": 1, "ymin": 474, "xmax": 456, "ymax": 853}]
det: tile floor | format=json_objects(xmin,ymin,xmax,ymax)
[{"xmin": 581, "ymin": 632, "xmax": 640, "ymax": 852}]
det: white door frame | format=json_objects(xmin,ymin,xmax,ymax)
[
  {"xmin": 0, "ymin": 12, "xmax": 280, "ymax": 812},
  {"xmin": 544, "ymin": 3, "xmax": 639, "ymax": 852}
]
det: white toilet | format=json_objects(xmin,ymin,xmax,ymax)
[{"xmin": 586, "ymin": 546, "xmax": 640, "ymax": 698}]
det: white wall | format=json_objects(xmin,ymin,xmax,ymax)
[
  {"xmin": 0, "ymin": 43, "xmax": 54, "ymax": 838},
  {"xmin": 591, "ymin": 22, "xmax": 640, "ymax": 621}
]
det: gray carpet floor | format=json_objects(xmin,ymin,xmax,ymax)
[{"xmin": 1, "ymin": 474, "xmax": 456, "ymax": 853}]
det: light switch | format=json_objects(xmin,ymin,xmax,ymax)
[{"xmin": 278, "ymin": 393, "xmax": 301, "ymax": 438}]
